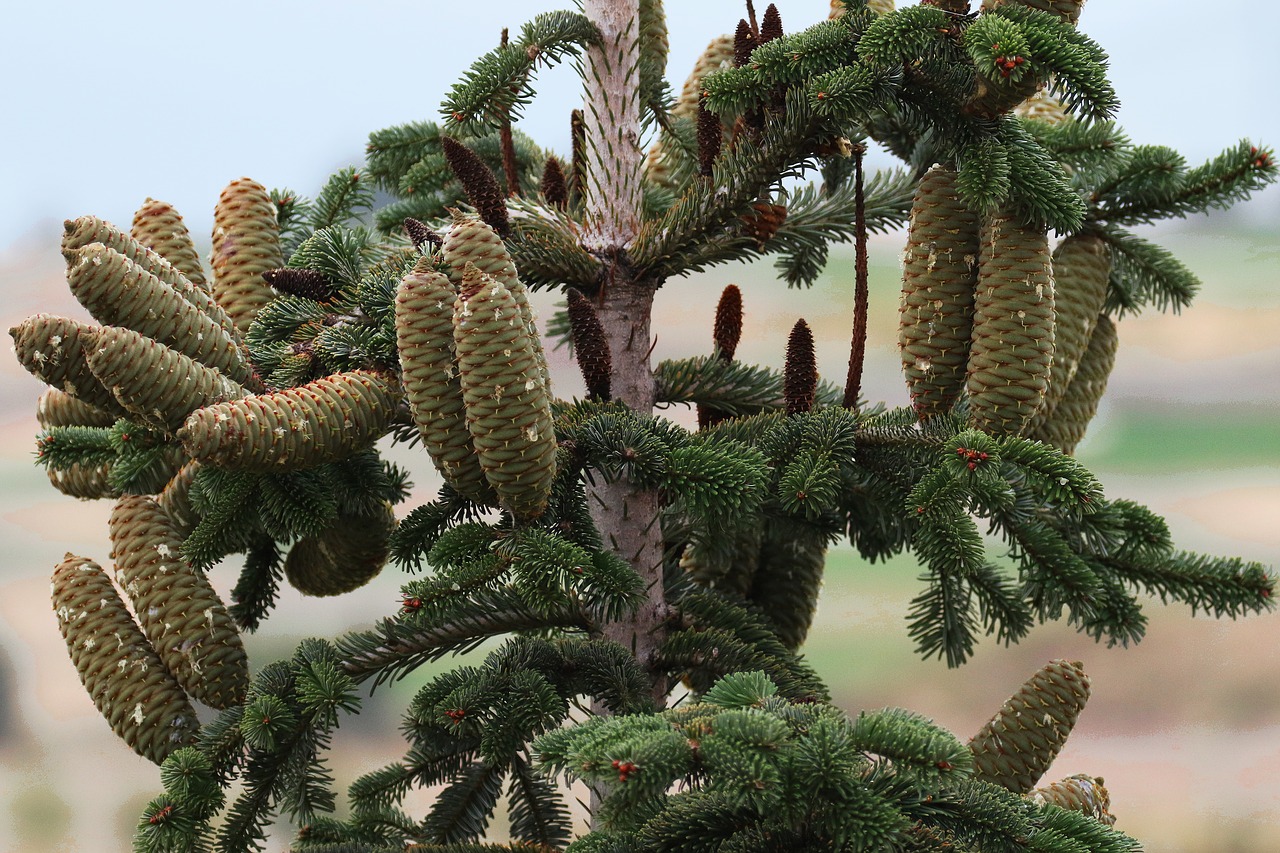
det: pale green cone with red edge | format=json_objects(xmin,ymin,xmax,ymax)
[
  {"xmin": 52, "ymin": 554, "xmax": 200, "ymax": 763},
  {"xmin": 131, "ymin": 198, "xmax": 209, "ymax": 291},
  {"xmin": 66, "ymin": 242, "xmax": 252, "ymax": 385},
  {"xmin": 47, "ymin": 463, "xmax": 118, "ymax": 501},
  {"xmin": 1028, "ymin": 232, "xmax": 1110, "ymax": 434},
  {"xmin": 10, "ymin": 315, "xmax": 129, "ymax": 418},
  {"xmin": 62, "ymin": 215, "xmax": 233, "ymax": 337},
  {"xmin": 969, "ymin": 658, "xmax": 1091, "ymax": 794},
  {"xmin": 211, "ymin": 177, "xmax": 284, "ymax": 338},
  {"xmin": 395, "ymin": 257, "xmax": 497, "ymax": 505},
  {"xmin": 284, "ymin": 501, "xmax": 395, "ymax": 596},
  {"xmin": 967, "ymin": 212, "xmax": 1056, "ymax": 436},
  {"xmin": 179, "ymin": 370, "xmax": 398, "ymax": 471},
  {"xmin": 899, "ymin": 165, "xmax": 981, "ymax": 420},
  {"xmin": 37, "ymin": 388, "xmax": 117, "ymax": 429},
  {"xmin": 1031, "ymin": 312, "xmax": 1117, "ymax": 455},
  {"xmin": 1030, "ymin": 773, "xmax": 1117, "ymax": 826},
  {"xmin": 453, "ymin": 265, "xmax": 556, "ymax": 520},
  {"xmin": 109, "ymin": 495, "xmax": 248, "ymax": 709},
  {"xmin": 157, "ymin": 461, "xmax": 203, "ymax": 538}
]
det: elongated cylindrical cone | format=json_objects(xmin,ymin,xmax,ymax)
[
  {"xmin": 566, "ymin": 288, "xmax": 612, "ymax": 401},
  {"xmin": 87, "ymin": 326, "xmax": 249, "ymax": 432},
  {"xmin": 179, "ymin": 370, "xmax": 398, "ymax": 471},
  {"xmin": 454, "ymin": 267, "xmax": 557, "ymax": 519},
  {"xmin": 11, "ymin": 315, "xmax": 128, "ymax": 417},
  {"xmin": 967, "ymin": 214, "xmax": 1055, "ymax": 436},
  {"xmin": 747, "ymin": 526, "xmax": 827, "ymax": 651},
  {"xmin": 639, "ymin": 0, "xmax": 669, "ymax": 101},
  {"xmin": 284, "ymin": 502, "xmax": 395, "ymax": 596},
  {"xmin": 62, "ymin": 216, "xmax": 233, "ymax": 336},
  {"xmin": 395, "ymin": 259, "xmax": 496, "ymax": 504},
  {"xmin": 211, "ymin": 178, "xmax": 284, "ymax": 337},
  {"xmin": 969, "ymin": 659, "xmax": 1091, "ymax": 794},
  {"xmin": 131, "ymin": 199, "xmax": 208, "ymax": 291},
  {"xmin": 47, "ymin": 462, "xmax": 118, "ymax": 500},
  {"xmin": 67, "ymin": 243, "xmax": 252, "ymax": 385},
  {"xmin": 52, "ymin": 554, "xmax": 199, "ymax": 763},
  {"xmin": 109, "ymin": 496, "xmax": 248, "ymax": 709},
  {"xmin": 899, "ymin": 166, "xmax": 981, "ymax": 419},
  {"xmin": 157, "ymin": 461, "xmax": 202, "ymax": 538},
  {"xmin": 1030, "ymin": 774, "xmax": 1115, "ymax": 825},
  {"xmin": 784, "ymin": 319, "xmax": 817, "ymax": 416},
  {"xmin": 1029, "ymin": 233, "xmax": 1110, "ymax": 433},
  {"xmin": 1031, "ymin": 313, "xmax": 1117, "ymax": 455},
  {"xmin": 644, "ymin": 34, "xmax": 735, "ymax": 189},
  {"xmin": 37, "ymin": 388, "xmax": 117, "ymax": 429}
]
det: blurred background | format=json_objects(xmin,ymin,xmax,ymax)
[{"xmin": 1, "ymin": 2, "xmax": 1277, "ymax": 850}]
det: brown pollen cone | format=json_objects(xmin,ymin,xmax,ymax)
[
  {"xmin": 697, "ymin": 101, "xmax": 722, "ymax": 177},
  {"xmin": 760, "ymin": 4, "xmax": 783, "ymax": 43},
  {"xmin": 784, "ymin": 319, "xmax": 817, "ymax": 415},
  {"xmin": 262, "ymin": 268, "xmax": 337, "ymax": 302},
  {"xmin": 741, "ymin": 200, "xmax": 787, "ymax": 248},
  {"xmin": 403, "ymin": 217, "xmax": 441, "ymax": 252},
  {"xmin": 713, "ymin": 284, "xmax": 744, "ymax": 358},
  {"xmin": 541, "ymin": 156, "xmax": 569, "ymax": 208},
  {"xmin": 570, "ymin": 109, "xmax": 586, "ymax": 202},
  {"xmin": 734, "ymin": 19, "xmax": 756, "ymax": 67},
  {"xmin": 566, "ymin": 288, "xmax": 612, "ymax": 401},
  {"xmin": 440, "ymin": 135, "xmax": 510, "ymax": 236}
]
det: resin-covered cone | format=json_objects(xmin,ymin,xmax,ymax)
[
  {"xmin": 395, "ymin": 258, "xmax": 496, "ymax": 504},
  {"xmin": 1029, "ymin": 233, "xmax": 1110, "ymax": 433},
  {"xmin": 67, "ymin": 243, "xmax": 252, "ymax": 385},
  {"xmin": 454, "ymin": 266, "xmax": 556, "ymax": 519},
  {"xmin": 62, "ymin": 216, "xmax": 233, "ymax": 336},
  {"xmin": 284, "ymin": 502, "xmax": 395, "ymax": 596},
  {"xmin": 131, "ymin": 198, "xmax": 208, "ymax": 290},
  {"xmin": 211, "ymin": 177, "xmax": 284, "ymax": 337},
  {"xmin": 1031, "ymin": 313, "xmax": 1117, "ymax": 455},
  {"xmin": 47, "ymin": 462, "xmax": 118, "ymax": 500},
  {"xmin": 109, "ymin": 495, "xmax": 248, "ymax": 709},
  {"xmin": 86, "ymin": 326, "xmax": 249, "ymax": 432},
  {"xmin": 967, "ymin": 214, "xmax": 1055, "ymax": 436},
  {"xmin": 969, "ymin": 659, "xmax": 1091, "ymax": 794},
  {"xmin": 1030, "ymin": 774, "xmax": 1116, "ymax": 825},
  {"xmin": 11, "ymin": 315, "xmax": 128, "ymax": 417},
  {"xmin": 899, "ymin": 166, "xmax": 981, "ymax": 420},
  {"xmin": 37, "ymin": 388, "xmax": 116, "ymax": 429},
  {"xmin": 157, "ymin": 461, "xmax": 202, "ymax": 538},
  {"xmin": 52, "ymin": 554, "xmax": 199, "ymax": 763},
  {"xmin": 179, "ymin": 370, "xmax": 398, "ymax": 471}
]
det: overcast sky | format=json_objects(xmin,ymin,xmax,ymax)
[{"xmin": 3, "ymin": 0, "xmax": 1277, "ymax": 254}]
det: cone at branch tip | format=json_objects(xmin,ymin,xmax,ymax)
[
  {"xmin": 210, "ymin": 177, "xmax": 284, "ymax": 338},
  {"xmin": 131, "ymin": 198, "xmax": 208, "ymax": 290}
]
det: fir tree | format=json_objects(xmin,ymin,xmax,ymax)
[{"xmin": 10, "ymin": 2, "xmax": 1277, "ymax": 851}]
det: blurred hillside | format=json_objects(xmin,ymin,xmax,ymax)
[{"xmin": 0, "ymin": 213, "xmax": 1276, "ymax": 851}]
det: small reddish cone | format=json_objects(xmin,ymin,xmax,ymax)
[
  {"xmin": 403, "ymin": 217, "xmax": 440, "ymax": 252},
  {"xmin": 566, "ymin": 288, "xmax": 612, "ymax": 401},
  {"xmin": 262, "ymin": 268, "xmax": 338, "ymax": 303},
  {"xmin": 784, "ymin": 319, "xmax": 817, "ymax": 416},
  {"xmin": 698, "ymin": 285, "xmax": 744, "ymax": 429},
  {"xmin": 540, "ymin": 156, "xmax": 569, "ymax": 208},
  {"xmin": 440, "ymin": 136, "xmax": 509, "ymax": 236},
  {"xmin": 733, "ymin": 19, "xmax": 756, "ymax": 68},
  {"xmin": 697, "ymin": 101, "xmax": 722, "ymax": 178},
  {"xmin": 760, "ymin": 4, "xmax": 783, "ymax": 43}
]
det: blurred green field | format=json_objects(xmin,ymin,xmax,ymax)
[{"xmin": 1, "ymin": 217, "xmax": 1276, "ymax": 852}]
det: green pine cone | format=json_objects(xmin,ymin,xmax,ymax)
[
  {"xmin": 453, "ymin": 266, "xmax": 557, "ymax": 519},
  {"xmin": 1031, "ymin": 313, "xmax": 1117, "ymax": 455},
  {"xmin": 395, "ymin": 258, "xmax": 497, "ymax": 505},
  {"xmin": 109, "ymin": 495, "xmax": 248, "ymax": 709},
  {"xmin": 86, "ymin": 326, "xmax": 249, "ymax": 432},
  {"xmin": 52, "ymin": 554, "xmax": 199, "ymax": 764},
  {"xmin": 211, "ymin": 177, "xmax": 284, "ymax": 338},
  {"xmin": 67, "ymin": 243, "xmax": 252, "ymax": 385},
  {"xmin": 48, "ymin": 462, "xmax": 118, "ymax": 500},
  {"xmin": 131, "ymin": 198, "xmax": 209, "ymax": 291},
  {"xmin": 966, "ymin": 213, "xmax": 1056, "ymax": 436},
  {"xmin": 639, "ymin": 0, "xmax": 669, "ymax": 108},
  {"xmin": 746, "ymin": 523, "xmax": 828, "ymax": 651},
  {"xmin": 179, "ymin": 370, "xmax": 399, "ymax": 471},
  {"xmin": 1030, "ymin": 773, "xmax": 1116, "ymax": 825},
  {"xmin": 10, "ymin": 314, "xmax": 129, "ymax": 417},
  {"xmin": 284, "ymin": 501, "xmax": 395, "ymax": 596},
  {"xmin": 969, "ymin": 659, "xmax": 1091, "ymax": 794},
  {"xmin": 157, "ymin": 461, "xmax": 202, "ymax": 538},
  {"xmin": 62, "ymin": 215, "xmax": 233, "ymax": 336},
  {"xmin": 1029, "ymin": 233, "xmax": 1111, "ymax": 433},
  {"xmin": 899, "ymin": 165, "xmax": 981, "ymax": 420},
  {"xmin": 37, "ymin": 388, "xmax": 117, "ymax": 429}
]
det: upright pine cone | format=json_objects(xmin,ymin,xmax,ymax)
[
  {"xmin": 10, "ymin": 315, "xmax": 127, "ymax": 417},
  {"xmin": 211, "ymin": 178, "xmax": 284, "ymax": 337},
  {"xmin": 284, "ymin": 502, "xmax": 395, "ymax": 596},
  {"xmin": 109, "ymin": 496, "xmax": 248, "ymax": 709},
  {"xmin": 1030, "ymin": 313, "xmax": 1117, "ymax": 455},
  {"xmin": 1030, "ymin": 233, "xmax": 1111, "ymax": 431},
  {"xmin": 157, "ymin": 461, "xmax": 202, "ymax": 538},
  {"xmin": 178, "ymin": 370, "xmax": 398, "ymax": 471},
  {"xmin": 1030, "ymin": 774, "xmax": 1116, "ymax": 825},
  {"xmin": 131, "ymin": 198, "xmax": 208, "ymax": 290},
  {"xmin": 454, "ymin": 266, "xmax": 557, "ymax": 519},
  {"xmin": 395, "ymin": 258, "xmax": 496, "ymax": 504},
  {"xmin": 899, "ymin": 166, "xmax": 981, "ymax": 420},
  {"xmin": 966, "ymin": 213, "xmax": 1055, "ymax": 436},
  {"xmin": 969, "ymin": 659, "xmax": 1091, "ymax": 794},
  {"xmin": 52, "ymin": 554, "xmax": 199, "ymax": 763}
]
